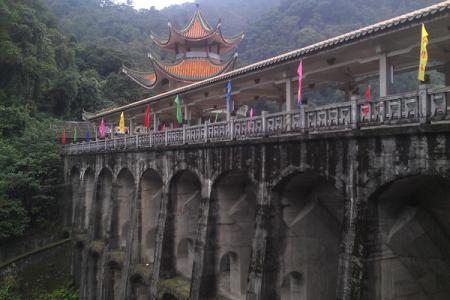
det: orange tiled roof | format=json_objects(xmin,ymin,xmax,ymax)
[
  {"xmin": 158, "ymin": 58, "xmax": 232, "ymax": 80},
  {"xmin": 182, "ymin": 18, "xmax": 211, "ymax": 39},
  {"xmin": 144, "ymin": 73, "xmax": 156, "ymax": 81}
]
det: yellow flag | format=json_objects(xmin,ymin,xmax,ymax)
[
  {"xmin": 119, "ymin": 112, "xmax": 125, "ymax": 134},
  {"xmin": 418, "ymin": 23, "xmax": 428, "ymax": 82}
]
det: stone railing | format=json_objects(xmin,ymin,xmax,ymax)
[{"xmin": 64, "ymin": 86, "xmax": 450, "ymax": 155}]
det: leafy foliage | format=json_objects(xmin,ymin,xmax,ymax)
[
  {"xmin": 0, "ymin": 105, "xmax": 62, "ymax": 240},
  {"xmin": 36, "ymin": 286, "xmax": 78, "ymax": 300}
]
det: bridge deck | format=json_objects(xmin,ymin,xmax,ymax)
[{"xmin": 65, "ymin": 85, "xmax": 450, "ymax": 155}]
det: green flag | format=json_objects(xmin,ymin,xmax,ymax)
[
  {"xmin": 73, "ymin": 127, "xmax": 77, "ymax": 143},
  {"xmin": 175, "ymin": 95, "xmax": 183, "ymax": 124}
]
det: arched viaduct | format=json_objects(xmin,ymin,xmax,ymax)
[{"xmin": 66, "ymin": 123, "xmax": 450, "ymax": 300}]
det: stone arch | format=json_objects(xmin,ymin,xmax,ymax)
[
  {"xmin": 281, "ymin": 271, "xmax": 303, "ymax": 300},
  {"xmin": 86, "ymin": 252, "xmax": 100, "ymax": 300},
  {"xmin": 73, "ymin": 241, "xmax": 84, "ymax": 288},
  {"xmin": 105, "ymin": 262, "xmax": 122, "ymax": 300},
  {"xmin": 94, "ymin": 168, "xmax": 113, "ymax": 240},
  {"xmin": 268, "ymin": 171, "xmax": 345, "ymax": 300},
  {"xmin": 206, "ymin": 169, "xmax": 257, "ymax": 299},
  {"xmin": 218, "ymin": 251, "xmax": 240, "ymax": 296},
  {"xmin": 162, "ymin": 293, "xmax": 178, "ymax": 300},
  {"xmin": 130, "ymin": 273, "xmax": 149, "ymax": 300},
  {"xmin": 139, "ymin": 168, "xmax": 163, "ymax": 264},
  {"xmin": 112, "ymin": 168, "xmax": 135, "ymax": 250},
  {"xmin": 81, "ymin": 168, "xmax": 95, "ymax": 230},
  {"xmin": 69, "ymin": 167, "xmax": 80, "ymax": 228},
  {"xmin": 161, "ymin": 169, "xmax": 202, "ymax": 279},
  {"xmin": 363, "ymin": 175, "xmax": 450, "ymax": 300}
]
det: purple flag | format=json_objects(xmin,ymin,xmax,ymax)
[{"xmin": 297, "ymin": 60, "xmax": 303, "ymax": 104}]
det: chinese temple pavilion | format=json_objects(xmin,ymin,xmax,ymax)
[{"xmin": 122, "ymin": 4, "xmax": 244, "ymax": 93}]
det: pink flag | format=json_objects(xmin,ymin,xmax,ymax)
[
  {"xmin": 297, "ymin": 60, "xmax": 303, "ymax": 104},
  {"xmin": 247, "ymin": 107, "xmax": 253, "ymax": 129},
  {"xmin": 99, "ymin": 117, "xmax": 106, "ymax": 138}
]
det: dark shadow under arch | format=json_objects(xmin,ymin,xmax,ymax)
[
  {"xmin": 363, "ymin": 175, "xmax": 450, "ymax": 300},
  {"xmin": 161, "ymin": 170, "xmax": 202, "ymax": 280}
]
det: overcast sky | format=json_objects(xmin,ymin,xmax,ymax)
[{"xmin": 116, "ymin": 0, "xmax": 194, "ymax": 10}]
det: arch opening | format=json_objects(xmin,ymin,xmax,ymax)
[
  {"xmin": 210, "ymin": 170, "xmax": 257, "ymax": 299},
  {"xmin": 112, "ymin": 169, "xmax": 135, "ymax": 250},
  {"xmin": 94, "ymin": 168, "xmax": 112, "ymax": 240},
  {"xmin": 271, "ymin": 172, "xmax": 344, "ymax": 300},
  {"xmin": 82, "ymin": 168, "xmax": 95, "ymax": 230},
  {"xmin": 69, "ymin": 167, "xmax": 80, "ymax": 227},
  {"xmin": 363, "ymin": 175, "xmax": 450, "ymax": 300},
  {"xmin": 281, "ymin": 271, "xmax": 303, "ymax": 300},
  {"xmin": 139, "ymin": 169, "xmax": 163, "ymax": 264},
  {"xmin": 219, "ymin": 251, "xmax": 239, "ymax": 295},
  {"xmin": 162, "ymin": 170, "xmax": 201, "ymax": 280}
]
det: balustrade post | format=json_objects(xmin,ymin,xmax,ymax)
[
  {"xmin": 124, "ymin": 134, "xmax": 127, "ymax": 149},
  {"xmin": 104, "ymin": 138, "xmax": 107, "ymax": 151},
  {"xmin": 204, "ymin": 121, "xmax": 208, "ymax": 142},
  {"xmin": 286, "ymin": 113, "xmax": 292, "ymax": 132},
  {"xmin": 183, "ymin": 125, "xmax": 186, "ymax": 144},
  {"xmin": 230, "ymin": 117, "xmax": 235, "ymax": 140},
  {"xmin": 419, "ymin": 84, "xmax": 430, "ymax": 124},
  {"xmin": 136, "ymin": 134, "xmax": 139, "ymax": 149},
  {"xmin": 165, "ymin": 130, "xmax": 168, "ymax": 146},
  {"xmin": 300, "ymin": 106, "xmax": 306, "ymax": 132},
  {"xmin": 262, "ymin": 111, "xmax": 267, "ymax": 135},
  {"xmin": 351, "ymin": 97, "xmax": 358, "ymax": 129},
  {"xmin": 149, "ymin": 130, "xmax": 153, "ymax": 147}
]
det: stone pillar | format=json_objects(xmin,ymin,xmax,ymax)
[
  {"xmin": 246, "ymin": 145, "xmax": 270, "ymax": 300},
  {"xmin": 379, "ymin": 53, "xmax": 393, "ymax": 97},
  {"xmin": 285, "ymin": 80, "xmax": 292, "ymax": 112},
  {"xmin": 184, "ymin": 104, "xmax": 190, "ymax": 125},
  {"xmin": 150, "ymin": 178, "xmax": 170, "ymax": 299},
  {"xmin": 336, "ymin": 140, "xmax": 366, "ymax": 300},
  {"xmin": 129, "ymin": 119, "xmax": 133, "ymax": 135},
  {"xmin": 444, "ymin": 62, "xmax": 450, "ymax": 86},
  {"xmin": 190, "ymin": 176, "xmax": 213, "ymax": 300},
  {"xmin": 152, "ymin": 113, "xmax": 157, "ymax": 131}
]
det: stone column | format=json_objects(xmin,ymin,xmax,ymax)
[
  {"xmin": 190, "ymin": 176, "xmax": 213, "ymax": 300},
  {"xmin": 152, "ymin": 113, "xmax": 157, "ymax": 131},
  {"xmin": 184, "ymin": 104, "xmax": 190, "ymax": 125},
  {"xmin": 285, "ymin": 80, "xmax": 292, "ymax": 112},
  {"xmin": 336, "ymin": 140, "xmax": 366, "ymax": 300},
  {"xmin": 379, "ymin": 53, "xmax": 393, "ymax": 97},
  {"xmin": 246, "ymin": 145, "xmax": 271, "ymax": 300},
  {"xmin": 444, "ymin": 62, "xmax": 450, "ymax": 86},
  {"xmin": 150, "ymin": 162, "xmax": 171, "ymax": 299}
]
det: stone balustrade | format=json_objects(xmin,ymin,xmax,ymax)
[{"xmin": 64, "ymin": 86, "xmax": 450, "ymax": 155}]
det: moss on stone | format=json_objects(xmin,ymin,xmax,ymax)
[
  {"xmin": 106, "ymin": 250, "xmax": 125, "ymax": 265},
  {"xmin": 158, "ymin": 276, "xmax": 191, "ymax": 299},
  {"xmin": 89, "ymin": 240, "xmax": 105, "ymax": 253}
]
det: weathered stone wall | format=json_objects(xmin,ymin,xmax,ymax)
[{"xmin": 65, "ymin": 124, "xmax": 450, "ymax": 300}]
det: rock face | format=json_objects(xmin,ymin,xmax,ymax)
[{"xmin": 65, "ymin": 124, "xmax": 450, "ymax": 300}]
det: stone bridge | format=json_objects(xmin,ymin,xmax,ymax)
[
  {"xmin": 65, "ymin": 86, "xmax": 450, "ymax": 300},
  {"xmin": 64, "ymin": 2, "xmax": 450, "ymax": 299}
]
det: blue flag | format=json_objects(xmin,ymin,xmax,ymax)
[
  {"xmin": 85, "ymin": 128, "xmax": 91, "ymax": 142},
  {"xmin": 226, "ymin": 80, "xmax": 232, "ymax": 113}
]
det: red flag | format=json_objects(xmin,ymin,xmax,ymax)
[
  {"xmin": 61, "ymin": 128, "xmax": 66, "ymax": 145},
  {"xmin": 144, "ymin": 104, "xmax": 150, "ymax": 129},
  {"xmin": 362, "ymin": 84, "xmax": 371, "ymax": 115},
  {"xmin": 365, "ymin": 84, "xmax": 371, "ymax": 100},
  {"xmin": 297, "ymin": 60, "xmax": 303, "ymax": 104}
]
